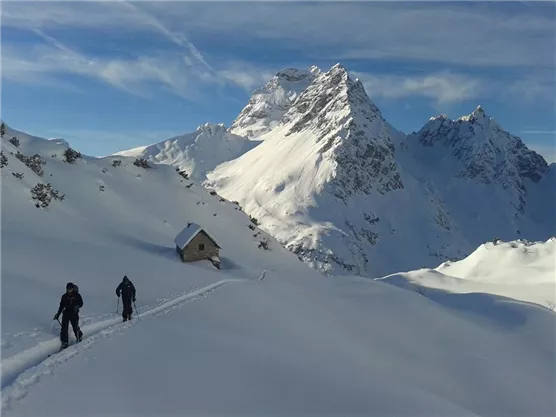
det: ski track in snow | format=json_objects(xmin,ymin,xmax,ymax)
[{"xmin": 1, "ymin": 276, "xmax": 257, "ymax": 412}]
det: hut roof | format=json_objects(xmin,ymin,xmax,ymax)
[{"xmin": 174, "ymin": 222, "xmax": 221, "ymax": 250}]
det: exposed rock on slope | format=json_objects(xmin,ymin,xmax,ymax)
[{"xmin": 229, "ymin": 67, "xmax": 320, "ymax": 139}]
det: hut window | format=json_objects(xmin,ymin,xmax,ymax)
[{"xmin": 199, "ymin": 243, "xmax": 205, "ymax": 251}]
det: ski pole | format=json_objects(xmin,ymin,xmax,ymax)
[
  {"xmin": 115, "ymin": 297, "xmax": 119, "ymax": 314},
  {"xmin": 133, "ymin": 300, "xmax": 140, "ymax": 321}
]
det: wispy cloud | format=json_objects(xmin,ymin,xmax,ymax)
[
  {"xmin": 506, "ymin": 74, "xmax": 556, "ymax": 104},
  {"xmin": 2, "ymin": 37, "xmax": 191, "ymax": 98},
  {"xmin": 214, "ymin": 63, "xmax": 276, "ymax": 92},
  {"xmin": 140, "ymin": 2, "xmax": 555, "ymax": 70},
  {"xmin": 522, "ymin": 130, "xmax": 556, "ymax": 135},
  {"xmin": 115, "ymin": 1, "xmax": 213, "ymax": 72},
  {"xmin": 352, "ymin": 71, "xmax": 483, "ymax": 105},
  {"xmin": 2, "ymin": 29, "xmax": 273, "ymax": 99},
  {"xmin": 2, "ymin": 2, "xmax": 554, "ymax": 109},
  {"xmin": 4, "ymin": 2, "xmax": 553, "ymax": 70}
]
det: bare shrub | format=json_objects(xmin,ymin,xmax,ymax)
[
  {"xmin": 0, "ymin": 151, "xmax": 7, "ymax": 168},
  {"xmin": 31, "ymin": 183, "xmax": 65, "ymax": 208},
  {"xmin": 63, "ymin": 148, "xmax": 82, "ymax": 164},
  {"xmin": 8, "ymin": 137, "xmax": 20, "ymax": 147},
  {"xmin": 15, "ymin": 152, "xmax": 45, "ymax": 176},
  {"xmin": 133, "ymin": 158, "xmax": 151, "ymax": 169}
]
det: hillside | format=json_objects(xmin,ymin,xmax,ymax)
[
  {"xmin": 1, "ymin": 123, "xmax": 302, "ymax": 357},
  {"xmin": 379, "ymin": 237, "xmax": 556, "ymax": 308},
  {"xmin": 2, "ymin": 126, "xmax": 555, "ymax": 416},
  {"xmin": 114, "ymin": 123, "xmax": 259, "ymax": 181}
]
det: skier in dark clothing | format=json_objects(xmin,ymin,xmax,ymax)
[
  {"xmin": 53, "ymin": 282, "xmax": 83, "ymax": 349},
  {"xmin": 116, "ymin": 275, "xmax": 136, "ymax": 322}
]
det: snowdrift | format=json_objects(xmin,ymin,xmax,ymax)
[{"xmin": 378, "ymin": 238, "xmax": 556, "ymax": 308}]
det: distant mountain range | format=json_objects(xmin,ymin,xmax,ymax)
[{"xmin": 9, "ymin": 62, "xmax": 555, "ymax": 277}]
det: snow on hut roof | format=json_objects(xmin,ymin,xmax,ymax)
[{"xmin": 174, "ymin": 222, "xmax": 221, "ymax": 250}]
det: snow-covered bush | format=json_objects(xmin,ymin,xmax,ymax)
[
  {"xmin": 63, "ymin": 147, "xmax": 82, "ymax": 164},
  {"xmin": 15, "ymin": 152, "xmax": 45, "ymax": 176},
  {"xmin": 0, "ymin": 122, "xmax": 5, "ymax": 137},
  {"xmin": 0, "ymin": 151, "xmax": 8, "ymax": 168},
  {"xmin": 8, "ymin": 137, "xmax": 20, "ymax": 147},
  {"xmin": 30, "ymin": 183, "xmax": 65, "ymax": 208},
  {"xmin": 133, "ymin": 158, "xmax": 151, "ymax": 169},
  {"xmin": 112, "ymin": 159, "xmax": 122, "ymax": 168},
  {"xmin": 12, "ymin": 172, "xmax": 24, "ymax": 179},
  {"xmin": 249, "ymin": 215, "xmax": 259, "ymax": 226}
]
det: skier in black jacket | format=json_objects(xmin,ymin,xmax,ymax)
[
  {"xmin": 53, "ymin": 282, "xmax": 83, "ymax": 349},
  {"xmin": 116, "ymin": 275, "xmax": 136, "ymax": 322}
]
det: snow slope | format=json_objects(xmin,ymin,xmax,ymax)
[
  {"xmin": 229, "ymin": 67, "xmax": 320, "ymax": 139},
  {"xmin": 379, "ymin": 238, "xmax": 556, "ymax": 308},
  {"xmin": 437, "ymin": 238, "xmax": 556, "ymax": 285},
  {"xmin": 1, "ymin": 124, "xmax": 302, "ymax": 358},
  {"xmin": 114, "ymin": 122, "xmax": 259, "ymax": 181},
  {"xmin": 2, "ymin": 125, "xmax": 555, "ymax": 416},
  {"xmin": 4, "ymin": 271, "xmax": 556, "ymax": 416},
  {"xmin": 204, "ymin": 65, "xmax": 555, "ymax": 277}
]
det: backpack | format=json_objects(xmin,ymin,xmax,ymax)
[{"xmin": 73, "ymin": 284, "xmax": 79, "ymax": 293}]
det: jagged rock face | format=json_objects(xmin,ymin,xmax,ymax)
[
  {"xmin": 282, "ymin": 64, "xmax": 403, "ymax": 200},
  {"xmin": 229, "ymin": 67, "xmax": 320, "ymax": 139},
  {"xmin": 411, "ymin": 106, "xmax": 549, "ymax": 215},
  {"xmin": 417, "ymin": 106, "xmax": 547, "ymax": 183}
]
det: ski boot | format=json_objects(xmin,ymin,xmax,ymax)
[{"xmin": 76, "ymin": 330, "xmax": 83, "ymax": 343}]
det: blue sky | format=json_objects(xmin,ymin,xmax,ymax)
[{"xmin": 2, "ymin": 1, "xmax": 555, "ymax": 162}]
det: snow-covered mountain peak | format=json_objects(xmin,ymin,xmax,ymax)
[
  {"xmin": 457, "ymin": 105, "xmax": 489, "ymax": 124},
  {"xmin": 412, "ymin": 106, "xmax": 548, "ymax": 183},
  {"xmin": 195, "ymin": 122, "xmax": 228, "ymax": 137},
  {"xmin": 282, "ymin": 64, "xmax": 386, "ymax": 147},
  {"xmin": 403, "ymin": 106, "xmax": 551, "ymax": 237},
  {"xmin": 309, "ymin": 65, "xmax": 321, "ymax": 76},
  {"xmin": 207, "ymin": 63, "xmax": 407, "ymax": 274},
  {"xmin": 228, "ymin": 66, "xmax": 318, "ymax": 139}
]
